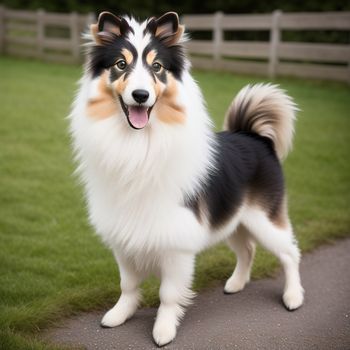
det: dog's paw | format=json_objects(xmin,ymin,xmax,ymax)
[
  {"xmin": 101, "ymin": 307, "xmax": 128, "ymax": 328},
  {"xmin": 283, "ymin": 286, "xmax": 304, "ymax": 311},
  {"xmin": 224, "ymin": 275, "xmax": 247, "ymax": 294},
  {"xmin": 153, "ymin": 320, "xmax": 177, "ymax": 347}
]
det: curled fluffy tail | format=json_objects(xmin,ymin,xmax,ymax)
[{"xmin": 223, "ymin": 83, "xmax": 298, "ymax": 160}]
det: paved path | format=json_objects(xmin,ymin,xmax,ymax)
[{"xmin": 46, "ymin": 239, "xmax": 350, "ymax": 349}]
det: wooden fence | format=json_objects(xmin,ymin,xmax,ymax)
[
  {"xmin": 0, "ymin": 6, "xmax": 94, "ymax": 63},
  {"xmin": 0, "ymin": 7, "xmax": 349, "ymax": 82},
  {"xmin": 182, "ymin": 11, "xmax": 350, "ymax": 83}
]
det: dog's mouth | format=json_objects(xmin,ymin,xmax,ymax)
[{"xmin": 118, "ymin": 96, "xmax": 154, "ymax": 130}]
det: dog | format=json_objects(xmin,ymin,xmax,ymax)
[{"xmin": 69, "ymin": 11, "xmax": 304, "ymax": 346}]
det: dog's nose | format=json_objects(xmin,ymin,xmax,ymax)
[{"xmin": 132, "ymin": 89, "xmax": 149, "ymax": 104}]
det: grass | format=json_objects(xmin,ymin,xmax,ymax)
[{"xmin": 0, "ymin": 56, "xmax": 349, "ymax": 349}]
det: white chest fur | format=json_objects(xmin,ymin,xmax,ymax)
[{"xmin": 69, "ymin": 72, "xmax": 220, "ymax": 262}]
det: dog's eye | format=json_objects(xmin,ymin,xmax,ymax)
[
  {"xmin": 116, "ymin": 60, "xmax": 127, "ymax": 70},
  {"xmin": 152, "ymin": 62, "xmax": 162, "ymax": 73}
]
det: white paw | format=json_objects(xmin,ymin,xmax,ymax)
[
  {"xmin": 101, "ymin": 306, "xmax": 129, "ymax": 328},
  {"xmin": 283, "ymin": 286, "xmax": 304, "ymax": 310},
  {"xmin": 153, "ymin": 320, "xmax": 177, "ymax": 347},
  {"xmin": 224, "ymin": 275, "xmax": 247, "ymax": 294}
]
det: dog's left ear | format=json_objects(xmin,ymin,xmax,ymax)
[{"xmin": 147, "ymin": 12, "xmax": 184, "ymax": 46}]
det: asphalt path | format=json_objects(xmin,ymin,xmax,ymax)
[{"xmin": 45, "ymin": 238, "xmax": 350, "ymax": 349}]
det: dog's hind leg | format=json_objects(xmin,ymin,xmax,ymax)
[
  {"xmin": 241, "ymin": 207, "xmax": 304, "ymax": 310},
  {"xmin": 101, "ymin": 252, "xmax": 144, "ymax": 328},
  {"xmin": 224, "ymin": 224, "xmax": 256, "ymax": 294},
  {"xmin": 153, "ymin": 252, "xmax": 195, "ymax": 347}
]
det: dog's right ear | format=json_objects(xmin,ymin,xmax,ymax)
[
  {"xmin": 90, "ymin": 12, "xmax": 130, "ymax": 45},
  {"xmin": 146, "ymin": 12, "xmax": 184, "ymax": 47}
]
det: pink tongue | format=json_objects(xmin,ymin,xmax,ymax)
[{"xmin": 128, "ymin": 106, "xmax": 149, "ymax": 129}]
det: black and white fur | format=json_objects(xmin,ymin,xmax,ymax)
[{"xmin": 70, "ymin": 11, "xmax": 304, "ymax": 347}]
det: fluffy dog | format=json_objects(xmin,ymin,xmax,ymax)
[{"xmin": 69, "ymin": 11, "xmax": 304, "ymax": 346}]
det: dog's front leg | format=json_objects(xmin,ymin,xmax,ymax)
[
  {"xmin": 101, "ymin": 252, "xmax": 144, "ymax": 327},
  {"xmin": 153, "ymin": 252, "xmax": 195, "ymax": 347}
]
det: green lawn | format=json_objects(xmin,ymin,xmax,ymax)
[{"xmin": 0, "ymin": 56, "xmax": 349, "ymax": 349}]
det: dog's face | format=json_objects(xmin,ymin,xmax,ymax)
[{"xmin": 89, "ymin": 12, "xmax": 186, "ymax": 129}]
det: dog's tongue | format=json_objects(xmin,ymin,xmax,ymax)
[{"xmin": 128, "ymin": 106, "xmax": 149, "ymax": 129}]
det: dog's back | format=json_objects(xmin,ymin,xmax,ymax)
[{"xmin": 186, "ymin": 83, "xmax": 298, "ymax": 231}]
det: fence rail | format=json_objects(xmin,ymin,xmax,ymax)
[
  {"xmin": 0, "ymin": 6, "xmax": 93, "ymax": 64},
  {"xmin": 0, "ymin": 7, "xmax": 349, "ymax": 82},
  {"xmin": 183, "ymin": 11, "xmax": 350, "ymax": 83}
]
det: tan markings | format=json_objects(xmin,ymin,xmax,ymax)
[
  {"xmin": 121, "ymin": 48, "xmax": 133, "ymax": 65},
  {"xmin": 87, "ymin": 72, "xmax": 119, "ymax": 119},
  {"xmin": 244, "ymin": 190, "xmax": 289, "ymax": 229},
  {"xmin": 153, "ymin": 76, "xmax": 163, "ymax": 98},
  {"xmin": 155, "ymin": 24, "xmax": 184, "ymax": 47},
  {"xmin": 90, "ymin": 22, "xmax": 121, "ymax": 45},
  {"xmin": 90, "ymin": 24, "xmax": 101, "ymax": 45},
  {"xmin": 146, "ymin": 50, "xmax": 157, "ymax": 65},
  {"xmin": 155, "ymin": 25, "xmax": 170, "ymax": 39},
  {"xmin": 112, "ymin": 75, "xmax": 128, "ymax": 95},
  {"xmin": 271, "ymin": 196, "xmax": 289, "ymax": 229},
  {"xmin": 103, "ymin": 21, "xmax": 121, "ymax": 36},
  {"xmin": 155, "ymin": 27, "xmax": 164, "ymax": 38},
  {"xmin": 168, "ymin": 25, "xmax": 185, "ymax": 46},
  {"xmin": 154, "ymin": 75, "xmax": 185, "ymax": 125}
]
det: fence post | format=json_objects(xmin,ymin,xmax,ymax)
[
  {"xmin": 213, "ymin": 11, "xmax": 223, "ymax": 64},
  {"xmin": 86, "ymin": 12, "xmax": 95, "ymax": 26},
  {"xmin": 268, "ymin": 10, "xmax": 281, "ymax": 79},
  {"xmin": 37, "ymin": 9, "xmax": 45, "ymax": 59},
  {"xmin": 0, "ymin": 5, "xmax": 5, "ymax": 54},
  {"xmin": 70, "ymin": 11, "xmax": 80, "ymax": 62},
  {"xmin": 348, "ymin": 46, "xmax": 350, "ymax": 85}
]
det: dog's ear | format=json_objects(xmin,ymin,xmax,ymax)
[
  {"xmin": 91, "ymin": 12, "xmax": 130, "ymax": 45},
  {"xmin": 147, "ymin": 12, "xmax": 184, "ymax": 46}
]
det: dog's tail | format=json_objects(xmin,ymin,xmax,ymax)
[{"xmin": 223, "ymin": 83, "xmax": 298, "ymax": 160}]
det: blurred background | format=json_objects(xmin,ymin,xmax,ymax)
[
  {"xmin": 1, "ymin": 0, "xmax": 349, "ymax": 16},
  {"xmin": 0, "ymin": 0, "xmax": 349, "ymax": 81}
]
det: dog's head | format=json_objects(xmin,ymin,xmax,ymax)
[{"xmin": 88, "ymin": 12, "xmax": 186, "ymax": 129}]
